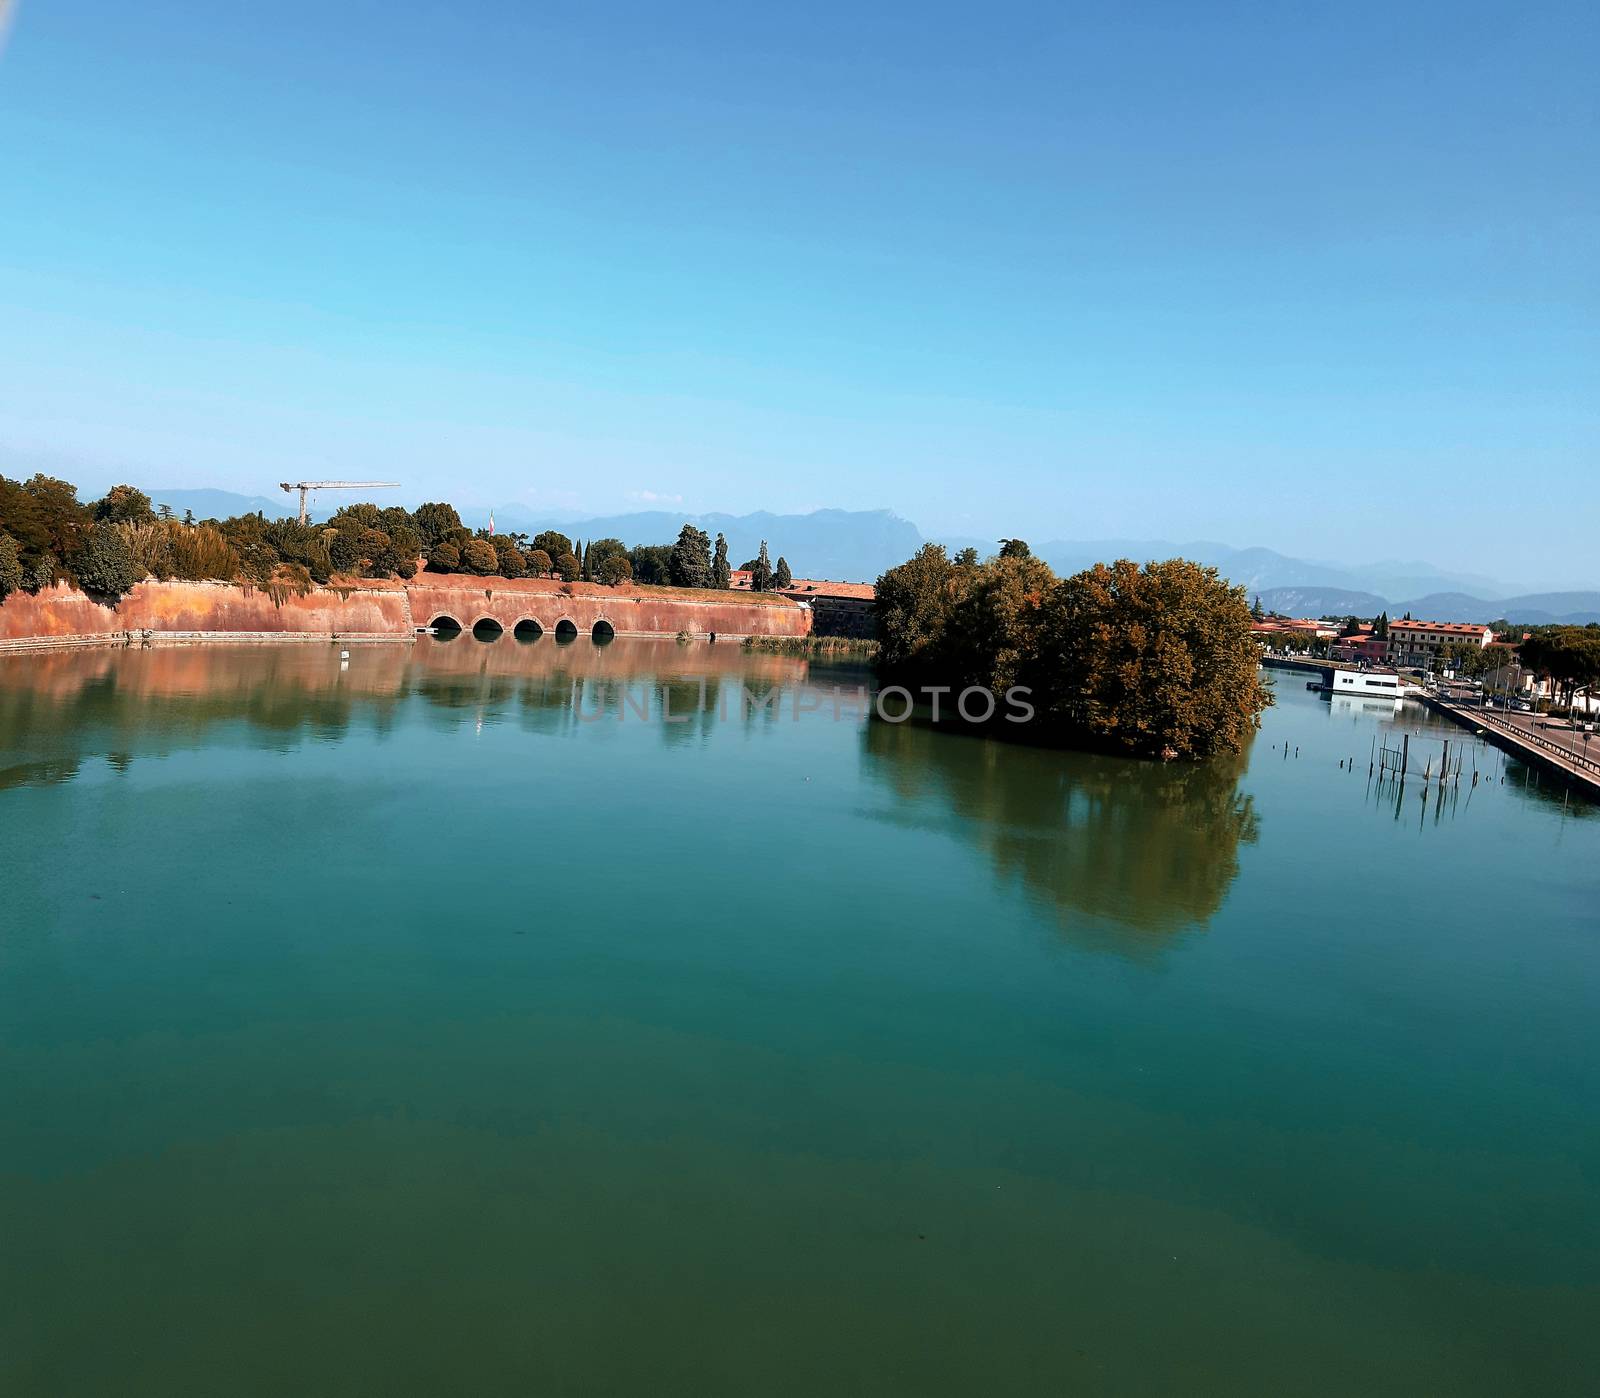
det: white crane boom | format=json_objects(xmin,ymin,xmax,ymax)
[{"xmin": 279, "ymin": 480, "xmax": 399, "ymax": 525}]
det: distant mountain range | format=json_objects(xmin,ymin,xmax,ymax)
[
  {"xmin": 1253, "ymin": 587, "xmax": 1600, "ymax": 627},
  {"xmin": 146, "ymin": 488, "xmax": 1600, "ymax": 625}
]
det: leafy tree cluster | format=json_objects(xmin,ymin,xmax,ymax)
[
  {"xmin": 738, "ymin": 539, "xmax": 793, "ymax": 591},
  {"xmin": 1, "ymin": 473, "xmax": 811, "ymax": 601},
  {"xmin": 1, "ymin": 474, "xmax": 151, "ymax": 600},
  {"xmin": 1518, "ymin": 626, "xmax": 1600, "ymax": 710},
  {"xmin": 874, "ymin": 543, "xmax": 1272, "ymax": 758}
]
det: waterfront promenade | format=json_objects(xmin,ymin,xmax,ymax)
[{"xmin": 1425, "ymin": 695, "xmax": 1600, "ymax": 800}]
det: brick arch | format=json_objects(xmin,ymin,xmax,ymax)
[
  {"xmin": 512, "ymin": 618, "xmax": 544, "ymax": 641},
  {"xmin": 469, "ymin": 616, "xmax": 505, "ymax": 641}
]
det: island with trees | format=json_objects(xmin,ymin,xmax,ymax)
[{"xmin": 874, "ymin": 542, "xmax": 1272, "ymax": 759}]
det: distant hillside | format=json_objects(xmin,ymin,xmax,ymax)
[
  {"xmin": 1255, "ymin": 586, "xmax": 1600, "ymax": 625},
  {"xmin": 1256, "ymin": 586, "xmax": 1388, "ymax": 618},
  {"xmin": 149, "ymin": 487, "xmax": 292, "ymax": 520},
  {"xmin": 500, "ymin": 506, "xmax": 920, "ymax": 583},
  {"xmin": 1393, "ymin": 592, "xmax": 1600, "ymax": 626}
]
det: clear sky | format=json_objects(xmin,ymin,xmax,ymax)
[{"xmin": 1, "ymin": 0, "xmax": 1595, "ymax": 580}]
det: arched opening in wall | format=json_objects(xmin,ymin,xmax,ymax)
[
  {"xmin": 513, "ymin": 619, "xmax": 543, "ymax": 643},
  {"xmin": 472, "ymin": 618, "xmax": 504, "ymax": 642},
  {"xmin": 430, "ymin": 614, "xmax": 462, "ymax": 639},
  {"xmin": 591, "ymin": 620, "xmax": 616, "ymax": 643},
  {"xmin": 554, "ymin": 619, "xmax": 579, "ymax": 643}
]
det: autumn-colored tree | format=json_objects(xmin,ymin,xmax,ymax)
[
  {"xmin": 95, "ymin": 484, "xmax": 155, "ymax": 523},
  {"xmin": 460, "ymin": 538, "xmax": 498, "ymax": 575},
  {"xmin": 555, "ymin": 551, "xmax": 581, "ymax": 582},
  {"xmin": 939, "ymin": 553, "xmax": 1058, "ymax": 693},
  {"xmin": 495, "ymin": 542, "xmax": 527, "ymax": 577},
  {"xmin": 1028, "ymin": 559, "xmax": 1270, "ymax": 758},
  {"xmin": 526, "ymin": 548, "xmax": 553, "ymax": 577},
  {"xmin": 428, "ymin": 540, "xmax": 462, "ymax": 572}
]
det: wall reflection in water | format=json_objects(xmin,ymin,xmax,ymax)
[
  {"xmin": 0, "ymin": 639, "xmax": 833, "ymax": 789},
  {"xmin": 860, "ymin": 719, "xmax": 1259, "ymax": 950}
]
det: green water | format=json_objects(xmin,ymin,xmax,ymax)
[{"xmin": 2, "ymin": 640, "xmax": 1595, "ymax": 1396}]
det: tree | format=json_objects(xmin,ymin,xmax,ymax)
[
  {"xmin": 587, "ymin": 538, "xmax": 630, "ymax": 585},
  {"xmin": 774, "ymin": 555, "xmax": 792, "ymax": 589},
  {"xmin": 1028, "ymin": 559, "xmax": 1270, "ymax": 758},
  {"xmin": 595, "ymin": 550, "xmax": 631, "ymax": 585},
  {"xmin": 95, "ymin": 484, "xmax": 154, "ymax": 523},
  {"xmin": 668, "ymin": 524, "xmax": 712, "ymax": 588},
  {"xmin": 413, "ymin": 502, "xmax": 463, "ymax": 551},
  {"xmin": 998, "ymin": 538, "xmax": 1031, "ymax": 559},
  {"xmin": 873, "ymin": 543, "xmax": 960, "ymax": 684},
  {"xmin": 494, "ymin": 541, "xmax": 527, "ymax": 577},
  {"xmin": 712, "ymin": 533, "xmax": 731, "ymax": 590},
  {"xmin": 532, "ymin": 530, "xmax": 573, "ymax": 562},
  {"xmin": 0, "ymin": 533, "xmax": 21, "ymax": 600},
  {"xmin": 955, "ymin": 547, "xmax": 980, "ymax": 569},
  {"xmin": 1252, "ymin": 594, "xmax": 1264, "ymax": 620},
  {"xmin": 460, "ymin": 538, "xmax": 498, "ymax": 575},
  {"xmin": 939, "ymin": 553, "xmax": 1057, "ymax": 693},
  {"xmin": 428, "ymin": 540, "xmax": 462, "ymax": 572},
  {"xmin": 555, "ymin": 551, "xmax": 581, "ymax": 582},
  {"xmin": 751, "ymin": 540, "xmax": 773, "ymax": 591},
  {"xmin": 72, "ymin": 519, "xmax": 142, "ymax": 599},
  {"xmin": 630, "ymin": 543, "xmax": 673, "ymax": 585},
  {"xmin": 0, "ymin": 474, "xmax": 85, "ymax": 585},
  {"xmin": 526, "ymin": 548, "xmax": 552, "ymax": 577}
]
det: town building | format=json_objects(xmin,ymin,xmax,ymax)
[
  {"xmin": 1386, "ymin": 620, "xmax": 1493, "ymax": 666},
  {"xmin": 1331, "ymin": 628, "xmax": 1390, "ymax": 664},
  {"xmin": 780, "ymin": 579, "xmax": 877, "ymax": 637},
  {"xmin": 727, "ymin": 569, "xmax": 877, "ymax": 637}
]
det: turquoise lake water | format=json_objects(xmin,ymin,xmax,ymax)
[{"xmin": 2, "ymin": 640, "xmax": 1596, "ymax": 1395}]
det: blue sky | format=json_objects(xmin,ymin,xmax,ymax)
[{"xmin": 1, "ymin": 0, "xmax": 1595, "ymax": 581}]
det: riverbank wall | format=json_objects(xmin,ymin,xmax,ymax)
[{"xmin": 0, "ymin": 577, "xmax": 811, "ymax": 652}]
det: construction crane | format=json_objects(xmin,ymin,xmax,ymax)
[{"xmin": 279, "ymin": 480, "xmax": 399, "ymax": 526}]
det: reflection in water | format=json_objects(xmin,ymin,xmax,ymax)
[
  {"xmin": 0, "ymin": 639, "xmax": 832, "ymax": 788},
  {"xmin": 861, "ymin": 719, "xmax": 1259, "ymax": 951}
]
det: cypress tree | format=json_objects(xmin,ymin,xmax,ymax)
[{"xmin": 712, "ymin": 533, "xmax": 730, "ymax": 590}]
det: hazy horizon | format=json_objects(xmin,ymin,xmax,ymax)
[{"xmin": 2, "ymin": 1, "xmax": 1595, "ymax": 579}]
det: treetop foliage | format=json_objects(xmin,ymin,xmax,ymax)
[
  {"xmin": 0, "ymin": 471, "xmax": 807, "ymax": 601},
  {"xmin": 874, "ymin": 545, "xmax": 1271, "ymax": 759}
]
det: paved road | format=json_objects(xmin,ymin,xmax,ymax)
[{"xmin": 1438, "ymin": 700, "xmax": 1600, "ymax": 779}]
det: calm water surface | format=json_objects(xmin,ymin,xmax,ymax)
[{"xmin": 2, "ymin": 640, "xmax": 1596, "ymax": 1396}]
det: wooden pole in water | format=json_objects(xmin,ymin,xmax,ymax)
[{"xmin": 1401, "ymin": 733, "xmax": 1409, "ymax": 777}]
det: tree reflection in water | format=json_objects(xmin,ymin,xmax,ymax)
[{"xmin": 861, "ymin": 718, "xmax": 1259, "ymax": 952}]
